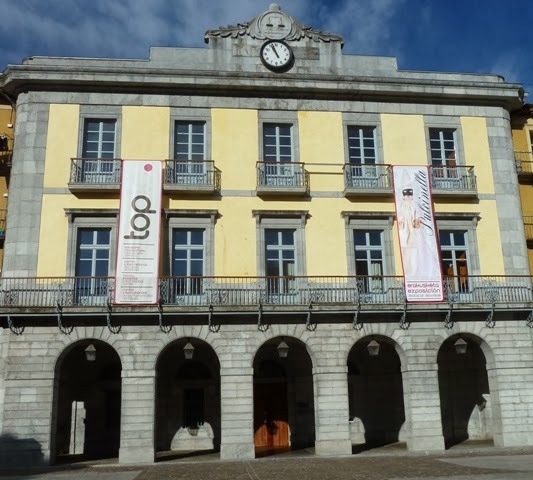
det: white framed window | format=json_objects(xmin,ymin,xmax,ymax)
[
  {"xmin": 265, "ymin": 229, "xmax": 297, "ymax": 294},
  {"xmin": 429, "ymin": 128, "xmax": 457, "ymax": 167},
  {"xmin": 82, "ymin": 119, "xmax": 117, "ymax": 158},
  {"xmin": 263, "ymin": 123, "xmax": 293, "ymax": 163},
  {"xmin": 440, "ymin": 230, "xmax": 470, "ymax": 293},
  {"xmin": 347, "ymin": 126, "xmax": 377, "ymax": 164},
  {"xmin": 174, "ymin": 121, "xmax": 206, "ymax": 160},
  {"xmin": 172, "ymin": 228, "xmax": 205, "ymax": 295},
  {"xmin": 353, "ymin": 229, "xmax": 385, "ymax": 293}
]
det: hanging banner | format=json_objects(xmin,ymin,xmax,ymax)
[
  {"xmin": 114, "ymin": 160, "xmax": 162, "ymax": 304},
  {"xmin": 392, "ymin": 166, "xmax": 444, "ymax": 302}
]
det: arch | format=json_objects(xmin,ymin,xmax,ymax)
[
  {"xmin": 154, "ymin": 337, "xmax": 221, "ymax": 459},
  {"xmin": 253, "ymin": 335, "xmax": 315, "ymax": 455},
  {"xmin": 437, "ymin": 332, "xmax": 493, "ymax": 449},
  {"xmin": 251, "ymin": 331, "xmax": 317, "ymax": 370},
  {"xmin": 347, "ymin": 335, "xmax": 406, "ymax": 451},
  {"xmin": 51, "ymin": 338, "xmax": 122, "ymax": 463}
]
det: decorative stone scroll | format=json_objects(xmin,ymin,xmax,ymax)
[{"xmin": 204, "ymin": 3, "xmax": 344, "ymax": 47}]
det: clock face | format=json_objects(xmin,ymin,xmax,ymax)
[{"xmin": 260, "ymin": 41, "xmax": 293, "ymax": 71}]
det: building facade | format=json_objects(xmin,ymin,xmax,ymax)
[{"xmin": 1, "ymin": 4, "xmax": 533, "ymax": 468}]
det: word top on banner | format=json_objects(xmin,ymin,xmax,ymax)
[
  {"xmin": 115, "ymin": 160, "xmax": 162, "ymax": 305},
  {"xmin": 392, "ymin": 165, "xmax": 444, "ymax": 302}
]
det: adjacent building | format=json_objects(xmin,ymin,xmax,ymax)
[{"xmin": 1, "ymin": 4, "xmax": 533, "ymax": 468}]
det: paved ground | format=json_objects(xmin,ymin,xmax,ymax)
[{"xmin": 3, "ymin": 444, "xmax": 533, "ymax": 480}]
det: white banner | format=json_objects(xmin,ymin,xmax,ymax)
[
  {"xmin": 114, "ymin": 160, "xmax": 162, "ymax": 304},
  {"xmin": 392, "ymin": 166, "xmax": 444, "ymax": 302}
]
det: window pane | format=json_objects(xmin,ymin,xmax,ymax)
[
  {"xmin": 173, "ymin": 230, "xmax": 188, "ymax": 245},
  {"xmin": 368, "ymin": 231, "xmax": 382, "ymax": 246},
  {"xmin": 281, "ymin": 230, "xmax": 295, "ymax": 245},
  {"xmin": 190, "ymin": 229, "xmax": 204, "ymax": 245},
  {"xmin": 265, "ymin": 230, "xmax": 279, "ymax": 246},
  {"xmin": 354, "ymin": 231, "xmax": 366, "ymax": 246}
]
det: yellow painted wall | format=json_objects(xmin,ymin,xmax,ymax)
[
  {"xmin": 35, "ymin": 106, "xmax": 507, "ymax": 278},
  {"xmin": 461, "ymin": 117, "xmax": 494, "ymax": 194},
  {"xmin": 298, "ymin": 111, "xmax": 344, "ymax": 191},
  {"xmin": 43, "ymin": 104, "xmax": 79, "ymax": 188},
  {"xmin": 121, "ymin": 106, "xmax": 170, "ymax": 159},
  {"xmin": 211, "ymin": 109, "xmax": 258, "ymax": 191},
  {"xmin": 381, "ymin": 114, "xmax": 427, "ymax": 165}
]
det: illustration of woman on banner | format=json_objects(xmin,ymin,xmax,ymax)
[{"xmin": 397, "ymin": 170, "xmax": 440, "ymax": 279}]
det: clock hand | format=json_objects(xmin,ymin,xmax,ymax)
[{"xmin": 271, "ymin": 45, "xmax": 280, "ymax": 58}]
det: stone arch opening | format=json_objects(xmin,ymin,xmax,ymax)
[
  {"xmin": 253, "ymin": 336, "xmax": 315, "ymax": 456},
  {"xmin": 438, "ymin": 333, "xmax": 493, "ymax": 449},
  {"xmin": 347, "ymin": 335, "xmax": 405, "ymax": 451},
  {"xmin": 51, "ymin": 339, "xmax": 122, "ymax": 463},
  {"xmin": 155, "ymin": 337, "xmax": 220, "ymax": 459}
]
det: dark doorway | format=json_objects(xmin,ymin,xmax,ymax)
[{"xmin": 52, "ymin": 340, "xmax": 122, "ymax": 463}]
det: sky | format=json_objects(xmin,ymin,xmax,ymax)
[{"xmin": 1, "ymin": 0, "xmax": 532, "ymax": 94}]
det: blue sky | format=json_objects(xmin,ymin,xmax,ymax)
[{"xmin": 1, "ymin": 0, "xmax": 532, "ymax": 94}]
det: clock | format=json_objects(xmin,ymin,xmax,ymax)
[{"xmin": 260, "ymin": 41, "xmax": 293, "ymax": 72}]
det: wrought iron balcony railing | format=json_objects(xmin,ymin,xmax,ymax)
[
  {"xmin": 429, "ymin": 165, "xmax": 477, "ymax": 195},
  {"xmin": 69, "ymin": 158, "xmax": 122, "ymax": 190},
  {"xmin": 0, "ymin": 150, "xmax": 12, "ymax": 170},
  {"xmin": 257, "ymin": 162, "xmax": 309, "ymax": 195},
  {"xmin": 343, "ymin": 163, "xmax": 392, "ymax": 195},
  {"xmin": 515, "ymin": 151, "xmax": 533, "ymax": 180},
  {"xmin": 0, "ymin": 275, "xmax": 532, "ymax": 309},
  {"xmin": 163, "ymin": 159, "xmax": 220, "ymax": 193}
]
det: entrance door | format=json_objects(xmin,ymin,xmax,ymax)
[{"xmin": 253, "ymin": 383, "xmax": 289, "ymax": 447}]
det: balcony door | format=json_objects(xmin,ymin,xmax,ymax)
[
  {"xmin": 173, "ymin": 121, "xmax": 206, "ymax": 185},
  {"xmin": 172, "ymin": 228, "xmax": 205, "ymax": 298},
  {"xmin": 265, "ymin": 229, "xmax": 297, "ymax": 297},
  {"xmin": 262, "ymin": 123, "xmax": 297, "ymax": 186},
  {"xmin": 82, "ymin": 119, "xmax": 117, "ymax": 183},
  {"xmin": 430, "ymin": 128, "xmax": 460, "ymax": 188},
  {"xmin": 347, "ymin": 126, "xmax": 378, "ymax": 187}
]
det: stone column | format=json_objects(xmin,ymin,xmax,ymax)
[
  {"xmin": 118, "ymin": 370, "xmax": 155, "ymax": 464},
  {"xmin": 488, "ymin": 365, "xmax": 533, "ymax": 447},
  {"xmin": 402, "ymin": 363, "xmax": 445, "ymax": 451},
  {"xmin": 219, "ymin": 367, "xmax": 255, "ymax": 460},
  {"xmin": 313, "ymin": 366, "xmax": 352, "ymax": 456}
]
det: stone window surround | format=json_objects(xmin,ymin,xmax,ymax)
[
  {"xmin": 258, "ymin": 110, "xmax": 299, "ymax": 163},
  {"xmin": 342, "ymin": 112, "xmax": 383, "ymax": 165},
  {"xmin": 65, "ymin": 209, "xmax": 119, "ymax": 276},
  {"xmin": 169, "ymin": 107, "xmax": 212, "ymax": 160},
  {"xmin": 435, "ymin": 212, "xmax": 481, "ymax": 275},
  {"xmin": 424, "ymin": 116, "xmax": 465, "ymax": 166},
  {"xmin": 253, "ymin": 210, "xmax": 308, "ymax": 276},
  {"xmin": 163, "ymin": 209, "xmax": 218, "ymax": 277},
  {"xmin": 342, "ymin": 211, "xmax": 394, "ymax": 276},
  {"xmin": 77, "ymin": 105, "xmax": 122, "ymax": 158}
]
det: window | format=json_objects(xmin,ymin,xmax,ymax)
[
  {"xmin": 261, "ymin": 123, "xmax": 299, "ymax": 187},
  {"xmin": 172, "ymin": 228, "xmax": 205, "ymax": 295},
  {"xmin": 74, "ymin": 228, "xmax": 111, "ymax": 301},
  {"xmin": 354, "ymin": 230, "xmax": 384, "ymax": 293},
  {"xmin": 81, "ymin": 118, "xmax": 117, "ymax": 183},
  {"xmin": 429, "ymin": 128, "xmax": 457, "ymax": 166},
  {"xmin": 440, "ymin": 230, "xmax": 469, "ymax": 293},
  {"xmin": 347, "ymin": 126, "xmax": 376, "ymax": 165},
  {"xmin": 265, "ymin": 229, "xmax": 296, "ymax": 293},
  {"xmin": 170, "ymin": 121, "xmax": 207, "ymax": 185}
]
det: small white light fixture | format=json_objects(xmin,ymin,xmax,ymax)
[
  {"xmin": 183, "ymin": 340, "xmax": 195, "ymax": 360},
  {"xmin": 454, "ymin": 338, "xmax": 468, "ymax": 355},
  {"xmin": 367, "ymin": 339, "xmax": 380, "ymax": 357},
  {"xmin": 84, "ymin": 344, "xmax": 96, "ymax": 362},
  {"xmin": 277, "ymin": 338, "xmax": 289, "ymax": 358}
]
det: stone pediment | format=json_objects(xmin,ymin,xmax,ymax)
[{"xmin": 204, "ymin": 3, "xmax": 344, "ymax": 47}]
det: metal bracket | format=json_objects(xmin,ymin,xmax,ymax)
[
  {"xmin": 399, "ymin": 300, "xmax": 410, "ymax": 330},
  {"xmin": 306, "ymin": 302, "xmax": 316, "ymax": 331},
  {"xmin": 208, "ymin": 304, "xmax": 220, "ymax": 332},
  {"xmin": 7, "ymin": 314, "xmax": 24, "ymax": 335},
  {"xmin": 57, "ymin": 301, "xmax": 73, "ymax": 335},
  {"xmin": 526, "ymin": 310, "xmax": 533, "ymax": 328},
  {"xmin": 485, "ymin": 304, "xmax": 496, "ymax": 329},
  {"xmin": 352, "ymin": 299, "xmax": 363, "ymax": 330},
  {"xmin": 257, "ymin": 302, "xmax": 269, "ymax": 332},
  {"xmin": 158, "ymin": 298, "xmax": 171, "ymax": 333},
  {"xmin": 106, "ymin": 301, "xmax": 121, "ymax": 334},
  {"xmin": 444, "ymin": 304, "xmax": 454, "ymax": 329}
]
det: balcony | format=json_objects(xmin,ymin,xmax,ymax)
[
  {"xmin": 163, "ymin": 160, "xmax": 220, "ymax": 194},
  {"xmin": 429, "ymin": 165, "xmax": 477, "ymax": 197},
  {"xmin": 515, "ymin": 151, "xmax": 533, "ymax": 182},
  {"xmin": 68, "ymin": 158, "xmax": 122, "ymax": 192},
  {"xmin": 0, "ymin": 275, "xmax": 531, "ymax": 312},
  {"xmin": 343, "ymin": 163, "xmax": 392, "ymax": 196},
  {"xmin": 0, "ymin": 150, "xmax": 12, "ymax": 172},
  {"xmin": 256, "ymin": 162, "xmax": 309, "ymax": 196}
]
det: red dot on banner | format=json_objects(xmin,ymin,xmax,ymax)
[{"xmin": 144, "ymin": 164, "xmax": 153, "ymax": 172}]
